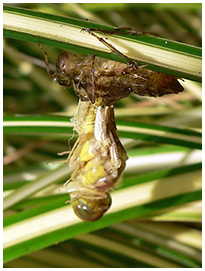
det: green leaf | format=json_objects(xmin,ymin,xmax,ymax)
[
  {"xmin": 3, "ymin": 5, "xmax": 202, "ymax": 81},
  {"xmin": 4, "ymin": 190, "xmax": 201, "ymax": 263},
  {"xmin": 3, "ymin": 115, "xmax": 202, "ymax": 149},
  {"xmin": 3, "ymin": 3, "xmax": 202, "ymax": 268},
  {"xmin": 3, "ymin": 163, "xmax": 201, "ymax": 263}
]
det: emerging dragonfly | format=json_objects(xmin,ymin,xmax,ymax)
[
  {"xmin": 66, "ymin": 98, "xmax": 128, "ymax": 221},
  {"xmin": 42, "ymin": 28, "xmax": 184, "ymax": 221}
]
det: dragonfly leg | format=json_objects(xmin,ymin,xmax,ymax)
[
  {"xmin": 48, "ymin": 159, "xmax": 68, "ymax": 165},
  {"xmin": 38, "ymin": 43, "xmax": 55, "ymax": 78},
  {"xmin": 81, "ymin": 28, "xmax": 137, "ymax": 67},
  {"xmin": 84, "ymin": 27, "xmax": 159, "ymax": 37},
  {"xmin": 57, "ymin": 151, "xmax": 71, "ymax": 156},
  {"xmin": 63, "ymin": 178, "xmax": 72, "ymax": 186}
]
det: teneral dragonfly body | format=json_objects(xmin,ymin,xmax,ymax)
[{"xmin": 66, "ymin": 98, "xmax": 128, "ymax": 221}]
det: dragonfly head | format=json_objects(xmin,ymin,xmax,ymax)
[{"xmin": 72, "ymin": 194, "xmax": 112, "ymax": 222}]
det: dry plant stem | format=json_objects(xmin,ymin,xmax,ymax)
[{"xmin": 3, "ymin": 141, "xmax": 44, "ymax": 165}]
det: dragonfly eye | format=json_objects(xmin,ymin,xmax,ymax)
[{"xmin": 72, "ymin": 194, "xmax": 112, "ymax": 222}]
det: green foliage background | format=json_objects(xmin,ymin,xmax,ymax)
[{"xmin": 3, "ymin": 3, "xmax": 202, "ymax": 268}]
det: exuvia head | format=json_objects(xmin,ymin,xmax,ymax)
[
  {"xmin": 71, "ymin": 193, "xmax": 112, "ymax": 222},
  {"xmin": 39, "ymin": 44, "xmax": 82, "ymax": 88},
  {"xmin": 54, "ymin": 52, "xmax": 74, "ymax": 87},
  {"xmin": 38, "ymin": 43, "xmax": 70, "ymax": 86}
]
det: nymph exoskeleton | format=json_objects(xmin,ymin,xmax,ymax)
[{"xmin": 42, "ymin": 28, "xmax": 183, "ymax": 106}]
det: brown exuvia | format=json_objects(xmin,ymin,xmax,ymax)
[{"xmin": 53, "ymin": 51, "xmax": 183, "ymax": 105}]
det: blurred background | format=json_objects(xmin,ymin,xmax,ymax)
[{"xmin": 3, "ymin": 3, "xmax": 202, "ymax": 268}]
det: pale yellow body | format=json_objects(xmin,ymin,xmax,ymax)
[{"xmin": 67, "ymin": 99, "xmax": 128, "ymax": 201}]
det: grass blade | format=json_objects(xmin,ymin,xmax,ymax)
[
  {"xmin": 3, "ymin": 115, "xmax": 202, "ymax": 149},
  {"xmin": 3, "ymin": 5, "xmax": 201, "ymax": 81}
]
